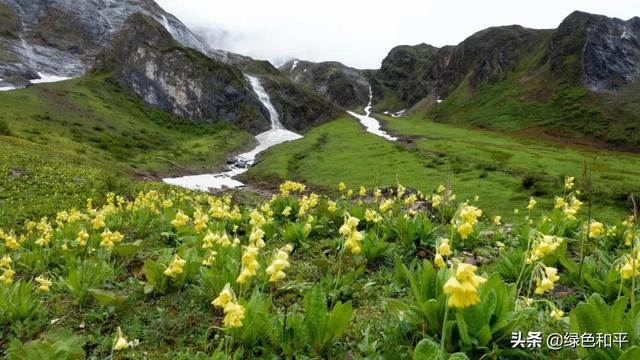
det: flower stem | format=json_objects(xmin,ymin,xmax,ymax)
[{"xmin": 440, "ymin": 303, "xmax": 450, "ymax": 359}]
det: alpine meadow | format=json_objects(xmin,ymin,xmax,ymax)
[{"xmin": 1, "ymin": 1, "xmax": 640, "ymax": 359}]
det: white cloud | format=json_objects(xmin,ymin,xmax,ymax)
[{"xmin": 156, "ymin": 0, "xmax": 640, "ymax": 69}]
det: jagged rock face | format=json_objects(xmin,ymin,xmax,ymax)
[
  {"xmin": 0, "ymin": 0, "xmax": 207, "ymax": 83},
  {"xmin": 280, "ymin": 60, "xmax": 371, "ymax": 108},
  {"xmin": 376, "ymin": 44, "xmax": 440, "ymax": 106},
  {"xmin": 96, "ymin": 13, "xmax": 270, "ymax": 134},
  {"xmin": 549, "ymin": 11, "xmax": 640, "ymax": 92},
  {"xmin": 261, "ymin": 75, "xmax": 341, "ymax": 132}
]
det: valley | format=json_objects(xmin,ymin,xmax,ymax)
[{"xmin": 1, "ymin": 1, "xmax": 640, "ymax": 358}]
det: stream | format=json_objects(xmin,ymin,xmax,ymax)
[
  {"xmin": 346, "ymin": 87, "xmax": 397, "ymax": 141},
  {"xmin": 162, "ymin": 75, "xmax": 302, "ymax": 191}
]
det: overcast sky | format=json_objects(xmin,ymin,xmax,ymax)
[{"xmin": 156, "ymin": 0, "xmax": 640, "ymax": 69}]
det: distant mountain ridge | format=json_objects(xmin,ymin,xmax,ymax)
[{"xmin": 278, "ymin": 11, "xmax": 640, "ymax": 148}]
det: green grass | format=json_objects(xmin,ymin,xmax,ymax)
[
  {"xmin": 0, "ymin": 74, "xmax": 253, "ymax": 227},
  {"xmin": 245, "ymin": 115, "xmax": 640, "ymax": 221},
  {"xmin": 0, "ymin": 74, "xmax": 252, "ymax": 176}
]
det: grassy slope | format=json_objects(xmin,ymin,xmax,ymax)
[
  {"xmin": 0, "ymin": 74, "xmax": 252, "ymax": 176},
  {"xmin": 0, "ymin": 75, "xmax": 253, "ymax": 227},
  {"xmin": 244, "ymin": 115, "xmax": 640, "ymax": 221}
]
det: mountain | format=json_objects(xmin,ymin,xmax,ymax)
[
  {"xmin": 0, "ymin": 0, "xmax": 209, "ymax": 83},
  {"xmin": 94, "ymin": 13, "xmax": 270, "ymax": 134},
  {"xmin": 0, "ymin": 0, "xmax": 338, "ymax": 134},
  {"xmin": 279, "ymin": 60, "xmax": 371, "ymax": 108},
  {"xmin": 372, "ymin": 11, "xmax": 640, "ymax": 148}
]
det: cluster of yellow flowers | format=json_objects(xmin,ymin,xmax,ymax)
[
  {"xmin": 100, "ymin": 229, "xmax": 124, "ymax": 251},
  {"xmin": 265, "ymin": 244, "xmax": 293, "ymax": 282},
  {"xmin": 164, "ymin": 255, "xmax": 187, "ymax": 278},
  {"xmin": 193, "ymin": 208, "xmax": 210, "ymax": 232},
  {"xmin": 443, "ymin": 262, "xmax": 487, "ymax": 308},
  {"xmin": 364, "ymin": 209, "xmax": 382, "ymax": 223},
  {"xmin": 434, "ymin": 238, "xmax": 452, "ymax": 268},
  {"xmin": 237, "ymin": 246, "xmax": 260, "ymax": 284},
  {"xmin": 0, "ymin": 255, "xmax": 15, "ymax": 284},
  {"xmin": 34, "ymin": 220, "xmax": 53, "ymax": 247},
  {"xmin": 35, "ymin": 275, "xmax": 52, "ymax": 292},
  {"xmin": 203, "ymin": 231, "xmax": 232, "ymax": 249},
  {"xmin": 171, "ymin": 210, "xmax": 190, "ymax": 228},
  {"xmin": 454, "ymin": 203, "xmax": 482, "ymax": 240},
  {"xmin": 622, "ymin": 216, "xmax": 637, "ymax": 246},
  {"xmin": 534, "ymin": 265, "xmax": 560, "ymax": 295},
  {"xmin": 528, "ymin": 234, "xmax": 563, "ymax": 263},
  {"xmin": 555, "ymin": 195, "xmax": 583, "ymax": 220},
  {"xmin": 0, "ymin": 229, "xmax": 19, "ymax": 250},
  {"xmin": 588, "ymin": 221, "xmax": 604, "ymax": 239},
  {"xmin": 212, "ymin": 283, "xmax": 246, "ymax": 328},
  {"xmin": 618, "ymin": 254, "xmax": 640, "ymax": 280},
  {"xmin": 339, "ymin": 216, "xmax": 364, "ymax": 254},
  {"xmin": 432, "ymin": 184, "xmax": 455, "ymax": 209},
  {"xmin": 297, "ymin": 193, "xmax": 319, "ymax": 217},
  {"xmin": 279, "ymin": 180, "xmax": 306, "ymax": 196}
]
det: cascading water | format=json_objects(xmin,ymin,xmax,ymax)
[
  {"xmin": 163, "ymin": 75, "xmax": 302, "ymax": 191},
  {"xmin": 347, "ymin": 87, "xmax": 397, "ymax": 141}
]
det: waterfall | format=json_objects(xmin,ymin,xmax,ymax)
[
  {"xmin": 163, "ymin": 75, "xmax": 302, "ymax": 191},
  {"xmin": 245, "ymin": 75, "xmax": 284, "ymax": 129}
]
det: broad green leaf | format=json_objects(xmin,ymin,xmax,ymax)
[{"xmin": 413, "ymin": 338, "xmax": 440, "ymax": 360}]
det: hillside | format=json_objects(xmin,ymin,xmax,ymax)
[{"xmin": 370, "ymin": 11, "xmax": 640, "ymax": 149}]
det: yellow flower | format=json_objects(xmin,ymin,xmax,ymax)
[
  {"xmin": 222, "ymin": 302, "xmax": 246, "ymax": 328},
  {"xmin": 113, "ymin": 327, "xmax": 129, "ymax": 351},
  {"xmin": 326, "ymin": 200, "xmax": 337, "ymax": 213},
  {"xmin": 534, "ymin": 266, "xmax": 559, "ymax": 295},
  {"xmin": 554, "ymin": 196, "xmax": 565, "ymax": 209},
  {"xmin": 565, "ymin": 176, "xmax": 575, "ymax": 190},
  {"xmin": 212, "ymin": 283, "xmax": 235, "ymax": 308},
  {"xmin": 338, "ymin": 182, "xmax": 346, "ymax": 192},
  {"xmin": 202, "ymin": 251, "xmax": 217, "ymax": 267},
  {"xmin": 0, "ymin": 255, "xmax": 12, "ymax": 269},
  {"xmin": 193, "ymin": 208, "xmax": 209, "ymax": 232},
  {"xmin": 35, "ymin": 276, "xmax": 53, "ymax": 292},
  {"xmin": 374, "ymin": 188, "xmax": 382, "ymax": 199},
  {"xmin": 588, "ymin": 221, "xmax": 604, "ymax": 238},
  {"xmin": 237, "ymin": 246, "xmax": 259, "ymax": 284},
  {"xmin": 437, "ymin": 239, "xmax": 452, "ymax": 257},
  {"xmin": 359, "ymin": 186, "xmax": 367, "ymax": 197},
  {"xmin": 282, "ymin": 206, "xmax": 292, "ymax": 217},
  {"xmin": 266, "ymin": 245, "xmax": 293, "ymax": 282},
  {"xmin": 249, "ymin": 228, "xmax": 265, "ymax": 248},
  {"xmin": 249, "ymin": 209, "xmax": 267, "ymax": 228},
  {"xmin": 496, "ymin": 241, "xmax": 506, "ymax": 251},
  {"xmin": 171, "ymin": 211, "xmax": 190, "ymax": 228},
  {"xmin": 437, "ymin": 185, "xmax": 446, "ymax": 193},
  {"xmin": 529, "ymin": 234, "xmax": 562, "ymax": 262},
  {"xmin": 457, "ymin": 203, "xmax": 482, "ymax": 225},
  {"xmin": 0, "ymin": 268, "xmax": 15, "ymax": 284},
  {"xmin": 164, "ymin": 255, "xmax": 187, "ymax": 278},
  {"xmin": 618, "ymin": 256, "xmax": 640, "ymax": 280},
  {"xmin": 527, "ymin": 197, "xmax": 537, "ymax": 210},
  {"xmin": 493, "ymin": 216, "xmax": 502, "ymax": 225},
  {"xmin": 457, "ymin": 222, "xmax": 474, "ymax": 240},
  {"xmin": 443, "ymin": 262, "xmax": 486, "ymax": 308},
  {"xmin": 549, "ymin": 307, "xmax": 564, "ymax": 321},
  {"xmin": 434, "ymin": 253, "xmax": 446, "ymax": 268},
  {"xmin": 76, "ymin": 229, "xmax": 89, "ymax": 247},
  {"xmin": 161, "ymin": 199, "xmax": 173, "ymax": 208},
  {"xmin": 379, "ymin": 199, "xmax": 394, "ymax": 213},
  {"xmin": 92, "ymin": 213, "xmax": 106, "ymax": 229},
  {"xmin": 100, "ymin": 230, "xmax": 124, "ymax": 251}
]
